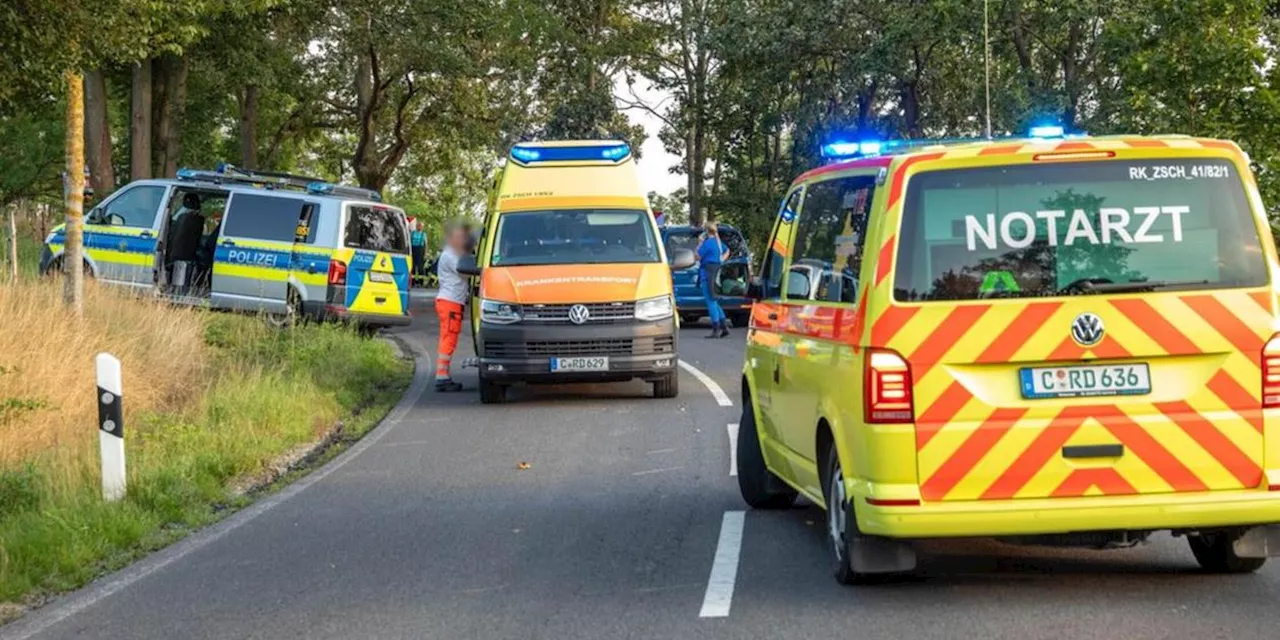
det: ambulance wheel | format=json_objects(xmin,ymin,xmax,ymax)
[
  {"xmin": 479, "ymin": 378, "xmax": 507, "ymax": 404},
  {"xmin": 736, "ymin": 396, "xmax": 796, "ymax": 509},
  {"xmin": 1188, "ymin": 532, "xmax": 1267, "ymax": 574},
  {"xmin": 825, "ymin": 445, "xmax": 871, "ymax": 585},
  {"xmin": 652, "ymin": 371, "xmax": 679, "ymax": 398}
]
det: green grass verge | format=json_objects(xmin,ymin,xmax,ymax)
[{"xmin": 0, "ymin": 315, "xmax": 412, "ymax": 610}]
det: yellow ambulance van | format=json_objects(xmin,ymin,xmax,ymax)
[
  {"xmin": 736, "ymin": 130, "xmax": 1280, "ymax": 583},
  {"xmin": 457, "ymin": 141, "xmax": 696, "ymax": 403}
]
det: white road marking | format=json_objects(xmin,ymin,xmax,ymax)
[
  {"xmin": 727, "ymin": 423, "xmax": 739, "ymax": 477},
  {"xmin": 3, "ymin": 349, "xmax": 434, "ymax": 640},
  {"xmin": 678, "ymin": 359, "xmax": 732, "ymax": 407},
  {"xmin": 646, "ymin": 448, "xmax": 678, "ymax": 455},
  {"xmin": 699, "ymin": 510, "xmax": 746, "ymax": 618},
  {"xmin": 632, "ymin": 466, "xmax": 683, "ymax": 476}
]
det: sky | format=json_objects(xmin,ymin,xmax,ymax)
[{"xmin": 615, "ymin": 75, "xmax": 685, "ymax": 196}]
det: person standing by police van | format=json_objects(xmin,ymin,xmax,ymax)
[
  {"xmin": 433, "ymin": 222, "xmax": 470, "ymax": 392},
  {"xmin": 410, "ymin": 220, "xmax": 428, "ymax": 287},
  {"xmin": 697, "ymin": 221, "xmax": 731, "ymax": 339}
]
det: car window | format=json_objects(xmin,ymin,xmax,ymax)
[
  {"xmin": 788, "ymin": 175, "xmax": 876, "ymax": 303},
  {"xmin": 664, "ymin": 230, "xmax": 701, "ymax": 257},
  {"xmin": 222, "ymin": 194, "xmax": 307, "ymax": 242},
  {"xmin": 345, "ymin": 205, "xmax": 409, "ymax": 253},
  {"xmin": 894, "ymin": 159, "xmax": 1268, "ymax": 301},
  {"xmin": 719, "ymin": 228, "xmax": 748, "ymax": 259},
  {"xmin": 759, "ymin": 189, "xmax": 802, "ymax": 299},
  {"xmin": 102, "ymin": 185, "xmax": 165, "ymax": 228}
]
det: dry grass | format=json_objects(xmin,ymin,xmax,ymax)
[
  {"xmin": 0, "ymin": 280, "xmax": 207, "ymax": 467},
  {"xmin": 0, "ymin": 278, "xmax": 412, "ymax": 607}
]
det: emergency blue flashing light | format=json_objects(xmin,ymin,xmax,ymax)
[
  {"xmin": 176, "ymin": 168, "xmax": 198, "ymax": 180},
  {"xmin": 599, "ymin": 144, "xmax": 629, "ymax": 160},
  {"xmin": 1029, "ymin": 125, "xmax": 1066, "ymax": 139},
  {"xmin": 510, "ymin": 147, "xmax": 543, "ymax": 163},
  {"xmin": 509, "ymin": 142, "xmax": 631, "ymax": 164},
  {"xmin": 307, "ymin": 181, "xmax": 335, "ymax": 196},
  {"xmin": 821, "ymin": 140, "xmax": 887, "ymax": 161}
]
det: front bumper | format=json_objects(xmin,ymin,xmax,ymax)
[
  {"xmin": 477, "ymin": 317, "xmax": 678, "ymax": 383},
  {"xmin": 39, "ymin": 246, "xmax": 54, "ymax": 274},
  {"xmin": 855, "ymin": 486, "xmax": 1280, "ymax": 539}
]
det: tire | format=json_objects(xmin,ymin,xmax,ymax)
[
  {"xmin": 1188, "ymin": 532, "xmax": 1267, "ymax": 574},
  {"xmin": 824, "ymin": 445, "xmax": 869, "ymax": 585},
  {"xmin": 479, "ymin": 378, "xmax": 507, "ymax": 404},
  {"xmin": 736, "ymin": 395, "xmax": 797, "ymax": 509},
  {"xmin": 653, "ymin": 371, "xmax": 679, "ymax": 398},
  {"xmin": 44, "ymin": 257, "xmax": 92, "ymax": 279},
  {"xmin": 728, "ymin": 311, "xmax": 751, "ymax": 328},
  {"xmin": 266, "ymin": 289, "xmax": 304, "ymax": 329}
]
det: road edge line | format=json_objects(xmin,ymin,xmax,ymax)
[
  {"xmin": 678, "ymin": 359, "xmax": 733, "ymax": 407},
  {"xmin": 699, "ymin": 510, "xmax": 746, "ymax": 618},
  {"xmin": 1, "ymin": 348, "xmax": 433, "ymax": 640}
]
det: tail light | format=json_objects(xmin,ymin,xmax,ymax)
[
  {"xmin": 865, "ymin": 348, "xmax": 914, "ymax": 423},
  {"xmin": 1263, "ymin": 334, "xmax": 1280, "ymax": 408},
  {"xmin": 328, "ymin": 259, "xmax": 348, "ymax": 286}
]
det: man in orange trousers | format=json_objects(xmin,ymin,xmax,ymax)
[{"xmin": 433, "ymin": 224, "xmax": 470, "ymax": 392}]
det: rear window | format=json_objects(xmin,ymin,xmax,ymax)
[
  {"xmin": 345, "ymin": 205, "xmax": 409, "ymax": 254},
  {"xmin": 894, "ymin": 159, "xmax": 1268, "ymax": 301},
  {"xmin": 664, "ymin": 228, "xmax": 748, "ymax": 259}
]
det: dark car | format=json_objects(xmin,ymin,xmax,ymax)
[{"xmin": 661, "ymin": 223, "xmax": 752, "ymax": 326}]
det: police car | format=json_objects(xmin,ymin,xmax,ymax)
[
  {"xmin": 42, "ymin": 165, "xmax": 412, "ymax": 327},
  {"xmin": 736, "ymin": 128, "xmax": 1280, "ymax": 583}
]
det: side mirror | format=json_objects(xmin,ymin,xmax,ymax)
[
  {"xmin": 669, "ymin": 248, "xmax": 696, "ymax": 271},
  {"xmin": 746, "ymin": 277, "xmax": 765, "ymax": 300},
  {"xmin": 105, "ymin": 212, "xmax": 126, "ymax": 226},
  {"xmin": 456, "ymin": 254, "xmax": 481, "ymax": 277},
  {"xmin": 86, "ymin": 208, "xmax": 103, "ymax": 224}
]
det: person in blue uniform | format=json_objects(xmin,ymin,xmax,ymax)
[{"xmin": 696, "ymin": 222, "xmax": 731, "ymax": 338}]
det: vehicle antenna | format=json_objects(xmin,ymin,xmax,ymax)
[{"xmin": 983, "ymin": 0, "xmax": 993, "ymax": 139}]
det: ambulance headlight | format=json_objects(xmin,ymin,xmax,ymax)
[
  {"xmin": 480, "ymin": 299, "xmax": 522, "ymax": 324},
  {"xmin": 635, "ymin": 295, "xmax": 674, "ymax": 321}
]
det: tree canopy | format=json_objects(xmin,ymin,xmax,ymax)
[{"xmin": 3, "ymin": 0, "xmax": 1280, "ymax": 243}]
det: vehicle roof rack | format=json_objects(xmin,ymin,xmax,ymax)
[{"xmin": 175, "ymin": 163, "xmax": 383, "ymax": 202}]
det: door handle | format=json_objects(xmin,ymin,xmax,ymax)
[
  {"xmin": 1062, "ymin": 444, "xmax": 1124, "ymax": 459},
  {"xmin": 773, "ymin": 363, "xmax": 780, "ymax": 384},
  {"xmin": 221, "ymin": 240, "xmax": 236, "ymax": 247},
  {"xmin": 139, "ymin": 230, "xmax": 153, "ymax": 238},
  {"xmin": 767, "ymin": 312, "xmax": 778, "ymax": 320}
]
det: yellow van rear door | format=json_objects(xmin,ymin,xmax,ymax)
[{"xmin": 881, "ymin": 156, "xmax": 1272, "ymax": 502}]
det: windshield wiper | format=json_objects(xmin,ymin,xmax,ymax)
[{"xmin": 1081, "ymin": 279, "xmax": 1212, "ymax": 294}]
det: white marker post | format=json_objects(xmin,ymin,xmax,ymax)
[{"xmin": 96, "ymin": 353, "xmax": 126, "ymax": 501}]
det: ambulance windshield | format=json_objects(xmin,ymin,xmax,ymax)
[
  {"xmin": 893, "ymin": 158, "xmax": 1268, "ymax": 301},
  {"xmin": 491, "ymin": 209, "xmax": 661, "ymax": 266}
]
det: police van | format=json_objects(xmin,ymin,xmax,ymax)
[
  {"xmin": 736, "ymin": 130, "xmax": 1280, "ymax": 583},
  {"xmin": 41, "ymin": 165, "xmax": 412, "ymax": 327}
]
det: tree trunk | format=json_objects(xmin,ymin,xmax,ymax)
[
  {"xmin": 686, "ymin": 129, "xmax": 702, "ymax": 227},
  {"xmin": 64, "ymin": 70, "xmax": 86, "ymax": 315},
  {"xmin": 84, "ymin": 69, "xmax": 115, "ymax": 198},
  {"xmin": 238, "ymin": 84, "xmax": 259, "ymax": 169},
  {"xmin": 152, "ymin": 55, "xmax": 188, "ymax": 178},
  {"xmin": 130, "ymin": 61, "xmax": 152, "ymax": 180}
]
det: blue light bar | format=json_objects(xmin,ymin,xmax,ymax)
[
  {"xmin": 176, "ymin": 168, "xmax": 198, "ymax": 180},
  {"xmin": 821, "ymin": 140, "xmax": 886, "ymax": 160},
  {"xmin": 509, "ymin": 142, "xmax": 632, "ymax": 164},
  {"xmin": 1029, "ymin": 125, "xmax": 1066, "ymax": 139}
]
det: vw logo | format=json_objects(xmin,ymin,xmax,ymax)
[
  {"xmin": 1070, "ymin": 312, "xmax": 1105, "ymax": 347},
  {"xmin": 567, "ymin": 304, "xmax": 591, "ymax": 325}
]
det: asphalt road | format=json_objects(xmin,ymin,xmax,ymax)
[{"xmin": 8, "ymin": 299, "xmax": 1280, "ymax": 640}]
